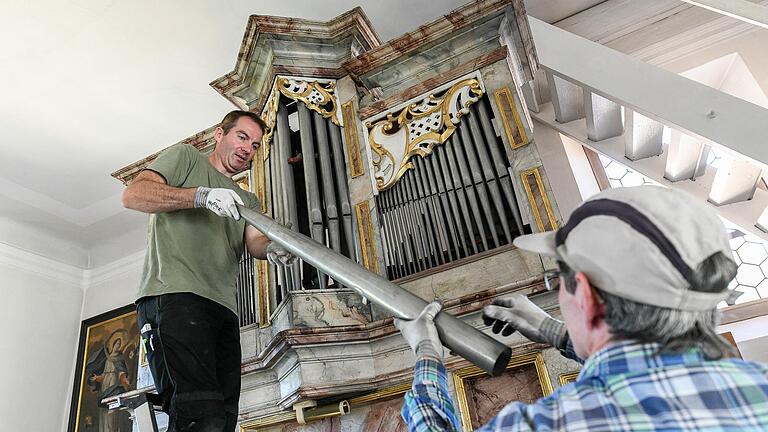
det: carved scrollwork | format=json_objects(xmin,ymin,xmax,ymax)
[
  {"xmin": 367, "ymin": 78, "xmax": 484, "ymax": 191},
  {"xmin": 276, "ymin": 77, "xmax": 340, "ymax": 126},
  {"xmin": 259, "ymin": 77, "xmax": 342, "ymax": 157}
]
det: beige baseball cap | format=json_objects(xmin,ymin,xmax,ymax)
[{"xmin": 514, "ymin": 185, "xmax": 735, "ymax": 311}]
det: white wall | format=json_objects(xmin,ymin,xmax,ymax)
[
  {"xmin": 532, "ymin": 119, "xmax": 591, "ymax": 219},
  {"xmin": 661, "ymin": 29, "xmax": 768, "ymax": 97},
  {"xmin": 0, "ymin": 244, "xmax": 84, "ymax": 432},
  {"xmin": 0, "ymin": 216, "xmax": 145, "ymax": 432},
  {"xmin": 81, "ymin": 251, "xmax": 144, "ymax": 320},
  {"xmin": 718, "ymin": 315, "xmax": 768, "ymax": 363}
]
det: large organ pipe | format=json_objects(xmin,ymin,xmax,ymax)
[
  {"xmin": 238, "ymin": 205, "xmax": 512, "ymax": 377},
  {"xmin": 297, "ymin": 103, "xmax": 328, "ymax": 288},
  {"xmin": 272, "ymin": 127, "xmax": 290, "ymax": 298},
  {"xmin": 386, "ymin": 189, "xmax": 414, "ymax": 275},
  {"xmin": 415, "ymin": 157, "xmax": 453, "ymax": 262},
  {"xmin": 313, "ymin": 112, "xmax": 342, "ymax": 255},
  {"xmin": 405, "ymin": 171, "xmax": 439, "ymax": 267},
  {"xmin": 378, "ymin": 187, "xmax": 402, "ymax": 279},
  {"xmin": 427, "ymin": 153, "xmax": 466, "ymax": 258},
  {"xmin": 457, "ymin": 123, "xmax": 499, "ymax": 248},
  {"xmin": 466, "ymin": 111, "xmax": 513, "ymax": 244},
  {"xmin": 394, "ymin": 181, "xmax": 426, "ymax": 272},
  {"xmin": 474, "ymin": 102, "xmax": 525, "ymax": 235},
  {"xmin": 444, "ymin": 137, "xmax": 485, "ymax": 253},
  {"xmin": 277, "ymin": 101, "xmax": 302, "ymax": 290},
  {"xmin": 327, "ymin": 124, "xmax": 356, "ymax": 259}
]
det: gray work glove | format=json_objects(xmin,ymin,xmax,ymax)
[
  {"xmin": 194, "ymin": 187, "xmax": 244, "ymax": 220},
  {"xmin": 265, "ymin": 242, "xmax": 297, "ymax": 267},
  {"xmin": 393, "ymin": 301, "xmax": 444, "ymax": 360},
  {"xmin": 482, "ymin": 294, "xmax": 567, "ymax": 350}
]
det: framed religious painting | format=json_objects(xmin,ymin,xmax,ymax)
[
  {"xmin": 67, "ymin": 304, "xmax": 140, "ymax": 432},
  {"xmin": 453, "ymin": 351, "xmax": 554, "ymax": 431}
]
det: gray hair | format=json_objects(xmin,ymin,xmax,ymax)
[{"xmin": 559, "ymin": 251, "xmax": 738, "ymax": 359}]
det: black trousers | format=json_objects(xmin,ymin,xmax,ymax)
[{"xmin": 136, "ymin": 293, "xmax": 241, "ymax": 432}]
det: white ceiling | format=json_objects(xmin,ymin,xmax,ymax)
[{"xmin": 1, "ymin": 0, "xmax": 605, "ymax": 266}]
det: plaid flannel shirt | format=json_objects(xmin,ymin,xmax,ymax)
[{"xmin": 401, "ymin": 340, "xmax": 768, "ymax": 431}]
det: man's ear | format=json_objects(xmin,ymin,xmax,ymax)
[
  {"xmin": 574, "ymin": 272, "xmax": 605, "ymax": 330},
  {"xmin": 214, "ymin": 126, "xmax": 224, "ymax": 143}
]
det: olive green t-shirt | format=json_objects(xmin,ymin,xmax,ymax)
[{"xmin": 136, "ymin": 143, "xmax": 258, "ymax": 314}]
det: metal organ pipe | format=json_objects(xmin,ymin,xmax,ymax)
[
  {"xmin": 237, "ymin": 205, "xmax": 512, "ymax": 377},
  {"xmin": 474, "ymin": 102, "xmax": 525, "ymax": 235},
  {"xmin": 457, "ymin": 122, "xmax": 499, "ymax": 248},
  {"xmin": 327, "ymin": 123, "xmax": 356, "ymax": 260},
  {"xmin": 297, "ymin": 103, "xmax": 328, "ymax": 288},
  {"xmin": 277, "ymin": 101, "xmax": 302, "ymax": 290},
  {"xmin": 313, "ymin": 112, "xmax": 341, "ymax": 255}
]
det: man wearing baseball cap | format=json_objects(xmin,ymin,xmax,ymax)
[{"xmin": 396, "ymin": 185, "xmax": 768, "ymax": 431}]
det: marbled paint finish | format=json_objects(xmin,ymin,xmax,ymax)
[
  {"xmin": 351, "ymin": 397, "xmax": 408, "ymax": 432},
  {"xmin": 291, "ymin": 291, "xmax": 371, "ymax": 328},
  {"xmin": 479, "ymin": 60, "xmax": 563, "ymax": 229},
  {"xmin": 399, "ymin": 247, "xmax": 544, "ymax": 302}
]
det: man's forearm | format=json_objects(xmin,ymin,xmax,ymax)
[
  {"xmin": 122, "ymin": 179, "xmax": 197, "ymax": 213},
  {"xmin": 246, "ymin": 230, "xmax": 270, "ymax": 259}
]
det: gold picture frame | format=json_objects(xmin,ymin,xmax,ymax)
[
  {"xmin": 520, "ymin": 167, "xmax": 558, "ymax": 232},
  {"xmin": 493, "ymin": 86, "xmax": 529, "ymax": 149},
  {"xmin": 67, "ymin": 305, "xmax": 140, "ymax": 432},
  {"xmin": 558, "ymin": 371, "xmax": 580, "ymax": 386},
  {"xmin": 453, "ymin": 351, "xmax": 554, "ymax": 431}
]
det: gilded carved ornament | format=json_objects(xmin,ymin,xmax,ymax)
[
  {"xmin": 259, "ymin": 77, "xmax": 342, "ymax": 159},
  {"xmin": 366, "ymin": 78, "xmax": 484, "ymax": 191}
]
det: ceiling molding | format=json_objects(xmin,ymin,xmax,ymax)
[
  {"xmin": 0, "ymin": 241, "xmax": 84, "ymax": 287},
  {"xmin": 84, "ymin": 250, "xmax": 145, "ymax": 288}
]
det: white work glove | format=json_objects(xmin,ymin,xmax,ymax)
[
  {"xmin": 482, "ymin": 294, "xmax": 567, "ymax": 350},
  {"xmin": 393, "ymin": 301, "xmax": 445, "ymax": 360},
  {"xmin": 265, "ymin": 242, "xmax": 297, "ymax": 267},
  {"xmin": 194, "ymin": 187, "xmax": 244, "ymax": 220}
]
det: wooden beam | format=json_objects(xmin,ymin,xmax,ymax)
[
  {"xmin": 582, "ymin": 146, "xmax": 611, "ymax": 191},
  {"xmin": 680, "ymin": 0, "xmax": 768, "ymax": 29},
  {"xmin": 720, "ymin": 298, "xmax": 768, "ymax": 324}
]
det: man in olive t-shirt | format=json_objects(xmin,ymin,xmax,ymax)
[{"xmin": 122, "ymin": 110, "xmax": 294, "ymax": 432}]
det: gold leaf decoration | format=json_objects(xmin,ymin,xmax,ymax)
[{"xmin": 367, "ymin": 78, "xmax": 484, "ymax": 191}]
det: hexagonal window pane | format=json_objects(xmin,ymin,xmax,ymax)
[
  {"xmin": 735, "ymin": 264, "xmax": 765, "ymax": 287},
  {"xmin": 756, "ymin": 279, "xmax": 768, "ymax": 299},
  {"xmin": 743, "ymin": 233, "xmax": 766, "ymax": 244},
  {"xmin": 609, "ymin": 179, "xmax": 623, "ymax": 189},
  {"xmin": 621, "ymin": 171, "xmax": 646, "ymax": 187},
  {"xmin": 737, "ymin": 242, "xmax": 768, "ymax": 265},
  {"xmin": 733, "ymin": 285, "xmax": 761, "ymax": 304},
  {"xmin": 729, "ymin": 236, "xmax": 745, "ymax": 250},
  {"xmin": 604, "ymin": 162, "xmax": 628, "ymax": 180}
]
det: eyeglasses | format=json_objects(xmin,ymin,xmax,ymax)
[{"xmin": 543, "ymin": 269, "xmax": 561, "ymax": 292}]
